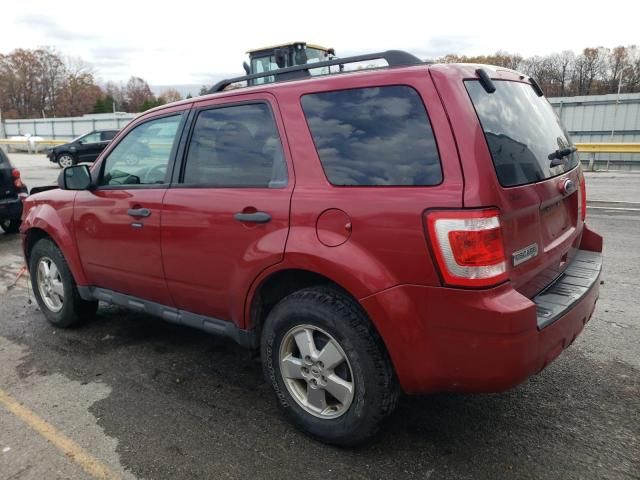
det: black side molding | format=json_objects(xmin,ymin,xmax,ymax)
[
  {"xmin": 78, "ymin": 286, "xmax": 258, "ymax": 349},
  {"xmin": 475, "ymin": 68, "xmax": 496, "ymax": 93}
]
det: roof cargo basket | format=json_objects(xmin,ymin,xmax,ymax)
[{"xmin": 208, "ymin": 50, "xmax": 423, "ymax": 93}]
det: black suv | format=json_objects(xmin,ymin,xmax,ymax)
[
  {"xmin": 0, "ymin": 149, "xmax": 27, "ymax": 234},
  {"xmin": 48, "ymin": 130, "xmax": 119, "ymax": 168}
]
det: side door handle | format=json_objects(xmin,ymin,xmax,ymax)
[
  {"xmin": 234, "ymin": 211, "xmax": 271, "ymax": 224},
  {"xmin": 128, "ymin": 208, "xmax": 151, "ymax": 218}
]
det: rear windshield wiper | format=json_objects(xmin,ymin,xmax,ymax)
[{"xmin": 548, "ymin": 146, "xmax": 577, "ymax": 167}]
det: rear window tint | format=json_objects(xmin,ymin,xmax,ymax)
[
  {"xmin": 466, "ymin": 80, "xmax": 579, "ymax": 187},
  {"xmin": 301, "ymin": 86, "xmax": 442, "ymax": 186}
]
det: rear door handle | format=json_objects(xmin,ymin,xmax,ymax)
[
  {"xmin": 234, "ymin": 211, "xmax": 271, "ymax": 223},
  {"xmin": 127, "ymin": 208, "xmax": 151, "ymax": 218}
]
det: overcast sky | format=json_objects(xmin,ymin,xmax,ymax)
[{"xmin": 2, "ymin": 0, "xmax": 639, "ymax": 87}]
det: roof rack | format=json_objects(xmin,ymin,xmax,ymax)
[{"xmin": 208, "ymin": 50, "xmax": 423, "ymax": 93}]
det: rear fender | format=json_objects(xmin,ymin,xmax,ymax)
[{"xmin": 243, "ymin": 226, "xmax": 399, "ymax": 328}]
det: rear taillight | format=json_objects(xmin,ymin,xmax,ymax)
[
  {"xmin": 426, "ymin": 209, "xmax": 508, "ymax": 287},
  {"xmin": 579, "ymin": 175, "xmax": 587, "ymax": 221},
  {"xmin": 11, "ymin": 169, "xmax": 23, "ymax": 189}
]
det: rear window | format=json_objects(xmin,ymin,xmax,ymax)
[
  {"xmin": 0, "ymin": 150, "xmax": 8, "ymax": 167},
  {"xmin": 466, "ymin": 80, "xmax": 578, "ymax": 187},
  {"xmin": 301, "ymin": 86, "xmax": 442, "ymax": 186}
]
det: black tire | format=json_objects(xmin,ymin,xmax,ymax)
[
  {"xmin": 261, "ymin": 287, "xmax": 399, "ymax": 446},
  {"xmin": 0, "ymin": 219, "xmax": 20, "ymax": 234},
  {"xmin": 29, "ymin": 238, "xmax": 98, "ymax": 328}
]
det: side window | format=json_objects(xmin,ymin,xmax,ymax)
[
  {"xmin": 183, "ymin": 103, "xmax": 287, "ymax": 188},
  {"xmin": 99, "ymin": 115, "xmax": 182, "ymax": 187},
  {"xmin": 101, "ymin": 131, "xmax": 117, "ymax": 141},
  {"xmin": 301, "ymin": 86, "xmax": 442, "ymax": 186},
  {"xmin": 81, "ymin": 132, "xmax": 101, "ymax": 144}
]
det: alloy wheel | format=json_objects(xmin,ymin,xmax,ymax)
[
  {"xmin": 279, "ymin": 324, "xmax": 355, "ymax": 419},
  {"xmin": 58, "ymin": 154, "xmax": 74, "ymax": 168},
  {"xmin": 36, "ymin": 257, "xmax": 64, "ymax": 313}
]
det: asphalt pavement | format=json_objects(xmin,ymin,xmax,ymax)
[{"xmin": 0, "ymin": 153, "xmax": 638, "ymax": 479}]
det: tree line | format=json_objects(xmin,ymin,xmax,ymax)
[
  {"xmin": 437, "ymin": 45, "xmax": 640, "ymax": 97},
  {"xmin": 2, "ymin": 45, "xmax": 639, "ymax": 120},
  {"xmin": 0, "ymin": 48, "xmax": 187, "ymax": 119}
]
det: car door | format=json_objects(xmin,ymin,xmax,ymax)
[
  {"xmin": 161, "ymin": 94, "xmax": 293, "ymax": 324},
  {"xmin": 74, "ymin": 110, "xmax": 189, "ymax": 304},
  {"xmin": 75, "ymin": 132, "xmax": 103, "ymax": 162}
]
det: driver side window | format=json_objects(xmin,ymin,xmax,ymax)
[
  {"xmin": 81, "ymin": 132, "xmax": 101, "ymax": 144},
  {"xmin": 99, "ymin": 114, "xmax": 182, "ymax": 187}
]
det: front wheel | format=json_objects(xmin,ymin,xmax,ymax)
[
  {"xmin": 261, "ymin": 287, "xmax": 399, "ymax": 446},
  {"xmin": 29, "ymin": 238, "xmax": 98, "ymax": 327},
  {"xmin": 57, "ymin": 153, "xmax": 75, "ymax": 168},
  {"xmin": 0, "ymin": 219, "xmax": 20, "ymax": 234}
]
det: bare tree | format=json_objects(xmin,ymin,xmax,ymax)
[
  {"xmin": 158, "ymin": 88, "xmax": 182, "ymax": 103},
  {"xmin": 548, "ymin": 51, "xmax": 575, "ymax": 97},
  {"xmin": 125, "ymin": 77, "xmax": 155, "ymax": 112}
]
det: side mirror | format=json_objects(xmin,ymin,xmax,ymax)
[{"xmin": 58, "ymin": 165, "xmax": 92, "ymax": 190}]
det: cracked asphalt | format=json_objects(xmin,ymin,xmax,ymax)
[{"xmin": 0, "ymin": 154, "xmax": 638, "ymax": 479}]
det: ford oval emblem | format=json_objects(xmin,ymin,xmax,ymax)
[{"xmin": 561, "ymin": 179, "xmax": 575, "ymax": 195}]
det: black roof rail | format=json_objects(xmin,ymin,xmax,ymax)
[{"xmin": 208, "ymin": 50, "xmax": 423, "ymax": 93}]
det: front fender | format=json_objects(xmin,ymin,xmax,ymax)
[{"xmin": 22, "ymin": 192, "xmax": 87, "ymax": 286}]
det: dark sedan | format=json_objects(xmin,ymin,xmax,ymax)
[{"xmin": 48, "ymin": 130, "xmax": 119, "ymax": 168}]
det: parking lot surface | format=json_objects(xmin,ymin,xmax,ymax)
[{"xmin": 0, "ymin": 153, "xmax": 638, "ymax": 479}]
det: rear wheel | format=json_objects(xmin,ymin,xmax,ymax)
[
  {"xmin": 29, "ymin": 238, "xmax": 98, "ymax": 327},
  {"xmin": 57, "ymin": 153, "xmax": 74, "ymax": 168},
  {"xmin": 0, "ymin": 219, "xmax": 20, "ymax": 234},
  {"xmin": 261, "ymin": 287, "xmax": 399, "ymax": 446}
]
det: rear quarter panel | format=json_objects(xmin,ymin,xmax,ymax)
[{"xmin": 270, "ymin": 67, "xmax": 464, "ymax": 297}]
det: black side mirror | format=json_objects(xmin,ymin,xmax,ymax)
[{"xmin": 58, "ymin": 165, "xmax": 92, "ymax": 190}]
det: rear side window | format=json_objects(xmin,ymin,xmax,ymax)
[
  {"xmin": 101, "ymin": 131, "xmax": 117, "ymax": 141},
  {"xmin": 183, "ymin": 103, "xmax": 287, "ymax": 188},
  {"xmin": 301, "ymin": 86, "xmax": 442, "ymax": 186},
  {"xmin": 466, "ymin": 80, "xmax": 579, "ymax": 187}
]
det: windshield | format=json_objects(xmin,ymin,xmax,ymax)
[
  {"xmin": 251, "ymin": 56, "xmax": 276, "ymax": 85},
  {"xmin": 305, "ymin": 48, "xmax": 329, "ymax": 76},
  {"xmin": 466, "ymin": 80, "xmax": 579, "ymax": 187}
]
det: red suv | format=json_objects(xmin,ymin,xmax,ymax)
[{"xmin": 21, "ymin": 51, "xmax": 603, "ymax": 446}]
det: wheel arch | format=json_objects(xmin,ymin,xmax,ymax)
[
  {"xmin": 23, "ymin": 209, "xmax": 88, "ymax": 286},
  {"xmin": 246, "ymin": 266, "xmax": 391, "ymax": 353}
]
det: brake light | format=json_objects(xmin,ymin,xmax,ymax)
[
  {"xmin": 579, "ymin": 175, "xmax": 587, "ymax": 221},
  {"xmin": 426, "ymin": 209, "xmax": 508, "ymax": 287},
  {"xmin": 11, "ymin": 169, "xmax": 23, "ymax": 189}
]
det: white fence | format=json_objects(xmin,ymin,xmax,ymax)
[{"xmin": 1, "ymin": 112, "xmax": 137, "ymax": 141}]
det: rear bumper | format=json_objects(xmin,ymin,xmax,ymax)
[
  {"xmin": 361, "ymin": 227, "xmax": 603, "ymax": 395},
  {"xmin": 0, "ymin": 197, "xmax": 23, "ymax": 221}
]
